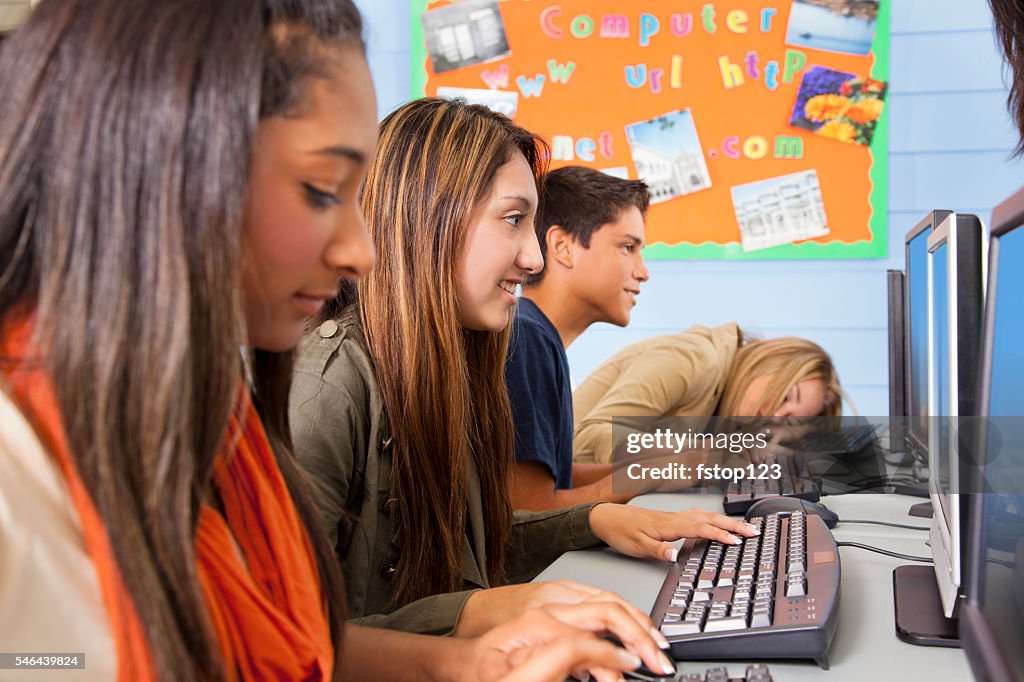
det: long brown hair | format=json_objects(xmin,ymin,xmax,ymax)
[
  {"xmin": 990, "ymin": 0, "xmax": 1024, "ymax": 155},
  {"xmin": 0, "ymin": 1, "xmax": 363, "ymax": 679},
  {"xmin": 355, "ymin": 98, "xmax": 548, "ymax": 606},
  {"xmin": 717, "ymin": 336, "xmax": 842, "ymax": 417}
]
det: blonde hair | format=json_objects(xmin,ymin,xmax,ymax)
[{"xmin": 717, "ymin": 336, "xmax": 842, "ymax": 417}]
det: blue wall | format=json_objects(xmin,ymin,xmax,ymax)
[{"xmin": 355, "ymin": 0, "xmax": 1024, "ymax": 416}]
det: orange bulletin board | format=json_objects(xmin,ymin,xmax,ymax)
[{"xmin": 412, "ymin": 1, "xmax": 889, "ymax": 260}]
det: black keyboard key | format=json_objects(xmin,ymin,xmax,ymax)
[
  {"xmin": 746, "ymin": 663, "xmax": 773, "ymax": 681},
  {"xmin": 674, "ymin": 664, "xmax": 774, "ymax": 682}
]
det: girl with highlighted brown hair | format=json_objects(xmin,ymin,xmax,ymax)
[
  {"xmin": 574, "ymin": 325, "xmax": 842, "ymax": 464},
  {"xmin": 0, "ymin": 1, "xmax": 674, "ymax": 680},
  {"xmin": 290, "ymin": 97, "xmax": 756, "ymax": 653}
]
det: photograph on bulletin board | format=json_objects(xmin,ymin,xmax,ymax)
[{"xmin": 411, "ymin": 0, "xmax": 890, "ymax": 260}]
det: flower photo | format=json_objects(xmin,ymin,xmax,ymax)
[{"xmin": 789, "ymin": 66, "xmax": 888, "ymax": 146}]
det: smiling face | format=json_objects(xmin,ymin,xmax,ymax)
[
  {"xmin": 567, "ymin": 205, "xmax": 650, "ymax": 328},
  {"xmin": 455, "ymin": 151, "xmax": 543, "ymax": 331},
  {"xmin": 241, "ymin": 47, "xmax": 378, "ymax": 352}
]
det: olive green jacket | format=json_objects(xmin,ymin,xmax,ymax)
[{"xmin": 289, "ymin": 308, "xmax": 602, "ymax": 636}]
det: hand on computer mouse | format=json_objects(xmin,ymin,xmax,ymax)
[{"xmin": 589, "ymin": 504, "xmax": 760, "ymax": 561}]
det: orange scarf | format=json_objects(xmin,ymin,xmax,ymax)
[{"xmin": 2, "ymin": 317, "xmax": 333, "ymax": 680}]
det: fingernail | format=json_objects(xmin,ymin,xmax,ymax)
[
  {"xmin": 577, "ymin": 673, "xmax": 591, "ymax": 682},
  {"xmin": 746, "ymin": 523, "xmax": 761, "ymax": 535},
  {"xmin": 729, "ymin": 535, "xmax": 743, "ymax": 545},
  {"xmin": 659, "ymin": 653, "xmax": 676, "ymax": 674},
  {"xmin": 665, "ymin": 547, "xmax": 679, "ymax": 562},
  {"xmin": 650, "ymin": 627, "xmax": 671, "ymax": 649},
  {"xmin": 617, "ymin": 650, "xmax": 642, "ymax": 669}
]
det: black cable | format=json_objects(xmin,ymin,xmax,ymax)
[
  {"xmin": 820, "ymin": 476, "xmax": 922, "ymax": 495},
  {"xmin": 841, "ymin": 519, "xmax": 930, "ymax": 531},
  {"xmin": 837, "ymin": 541, "xmax": 932, "ymax": 562},
  {"xmin": 838, "ymin": 471, "xmax": 923, "ymax": 487},
  {"xmin": 834, "ymin": 479, "xmax": 920, "ymax": 492}
]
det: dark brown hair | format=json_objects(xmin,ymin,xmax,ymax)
[
  {"xmin": 351, "ymin": 97, "xmax": 548, "ymax": 606},
  {"xmin": 528, "ymin": 166, "xmax": 650, "ymax": 283},
  {"xmin": 0, "ymin": 0, "xmax": 363, "ymax": 678},
  {"xmin": 990, "ymin": 0, "xmax": 1024, "ymax": 154}
]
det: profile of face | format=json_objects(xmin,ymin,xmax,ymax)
[
  {"xmin": 455, "ymin": 151, "xmax": 543, "ymax": 331},
  {"xmin": 738, "ymin": 374, "xmax": 827, "ymax": 417},
  {"xmin": 241, "ymin": 47, "xmax": 378, "ymax": 352},
  {"xmin": 568, "ymin": 205, "xmax": 650, "ymax": 328}
]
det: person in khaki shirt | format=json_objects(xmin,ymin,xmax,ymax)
[
  {"xmin": 290, "ymin": 99, "xmax": 757, "ymax": 659},
  {"xmin": 573, "ymin": 327, "xmax": 844, "ymax": 464}
]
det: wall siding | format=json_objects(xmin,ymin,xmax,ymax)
[{"xmin": 355, "ymin": 0, "xmax": 1022, "ymax": 417}]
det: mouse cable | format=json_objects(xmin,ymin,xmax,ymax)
[
  {"xmin": 836, "ymin": 541, "xmax": 932, "ymax": 563},
  {"xmin": 840, "ymin": 519, "xmax": 930, "ymax": 531},
  {"xmin": 823, "ymin": 473, "xmax": 923, "ymax": 492}
]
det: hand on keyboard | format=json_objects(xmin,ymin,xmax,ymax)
[
  {"xmin": 467, "ymin": 607, "xmax": 647, "ymax": 682},
  {"xmin": 746, "ymin": 428, "xmax": 800, "ymax": 465},
  {"xmin": 458, "ymin": 579, "xmax": 653, "ymax": 638},
  {"xmin": 589, "ymin": 505, "xmax": 760, "ymax": 562}
]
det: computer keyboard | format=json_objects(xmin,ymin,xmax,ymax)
[
  {"xmin": 651, "ymin": 511, "xmax": 840, "ymax": 669},
  {"xmin": 784, "ymin": 423, "xmax": 878, "ymax": 457},
  {"xmin": 626, "ymin": 663, "xmax": 774, "ymax": 682},
  {"xmin": 680, "ymin": 664, "xmax": 774, "ymax": 682},
  {"xmin": 722, "ymin": 460, "xmax": 820, "ymax": 515}
]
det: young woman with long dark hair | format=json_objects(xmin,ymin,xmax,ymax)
[{"xmin": 0, "ymin": 2, "xmax": 664, "ymax": 680}]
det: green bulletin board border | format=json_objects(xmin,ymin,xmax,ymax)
[{"xmin": 410, "ymin": 0, "xmax": 890, "ymax": 261}]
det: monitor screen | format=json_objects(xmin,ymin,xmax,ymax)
[
  {"xmin": 926, "ymin": 213, "xmax": 985, "ymax": 620},
  {"xmin": 930, "ymin": 240, "xmax": 954, "ymax": 537},
  {"xmin": 963, "ymin": 214, "xmax": 1024, "ymax": 682},
  {"xmin": 987, "ymin": 230, "xmax": 1024, "ymax": 416}
]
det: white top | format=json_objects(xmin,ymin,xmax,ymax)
[{"xmin": 0, "ymin": 384, "xmax": 116, "ymax": 680}]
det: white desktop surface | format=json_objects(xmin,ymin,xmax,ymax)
[{"xmin": 534, "ymin": 493, "xmax": 972, "ymax": 681}]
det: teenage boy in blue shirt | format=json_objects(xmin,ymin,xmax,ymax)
[{"xmin": 505, "ymin": 166, "xmax": 651, "ymax": 511}]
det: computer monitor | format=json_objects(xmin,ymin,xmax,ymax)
[
  {"xmin": 904, "ymin": 211, "xmax": 951, "ymax": 459},
  {"xmin": 926, "ymin": 213, "xmax": 985, "ymax": 619},
  {"xmin": 893, "ymin": 212, "xmax": 986, "ymax": 646},
  {"xmin": 961, "ymin": 187, "xmax": 1024, "ymax": 682},
  {"xmin": 887, "ymin": 269, "xmax": 907, "ymax": 460}
]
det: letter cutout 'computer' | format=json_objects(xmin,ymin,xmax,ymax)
[{"xmin": 961, "ymin": 186, "xmax": 1024, "ymax": 682}]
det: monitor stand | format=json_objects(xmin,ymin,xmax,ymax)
[
  {"xmin": 892, "ymin": 565, "xmax": 960, "ymax": 647},
  {"xmin": 908, "ymin": 500, "xmax": 933, "ymax": 517},
  {"xmin": 892, "ymin": 483, "xmax": 930, "ymax": 499}
]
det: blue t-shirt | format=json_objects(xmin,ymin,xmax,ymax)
[{"xmin": 505, "ymin": 298, "xmax": 574, "ymax": 489}]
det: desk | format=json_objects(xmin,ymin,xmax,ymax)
[{"xmin": 535, "ymin": 493, "xmax": 972, "ymax": 680}]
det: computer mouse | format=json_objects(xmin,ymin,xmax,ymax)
[
  {"xmin": 604, "ymin": 635, "xmax": 677, "ymax": 681},
  {"xmin": 744, "ymin": 496, "xmax": 839, "ymax": 529}
]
